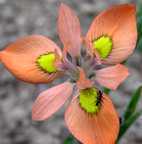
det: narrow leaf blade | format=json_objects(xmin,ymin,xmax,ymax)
[
  {"xmin": 124, "ymin": 86, "xmax": 142, "ymax": 120},
  {"xmin": 64, "ymin": 135, "xmax": 80, "ymax": 144},
  {"xmin": 118, "ymin": 110, "xmax": 142, "ymax": 141}
]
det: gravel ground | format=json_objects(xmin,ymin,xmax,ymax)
[{"xmin": 0, "ymin": 0, "xmax": 142, "ymax": 144}]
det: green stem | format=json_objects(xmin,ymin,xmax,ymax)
[{"xmin": 64, "ymin": 135, "xmax": 81, "ymax": 144}]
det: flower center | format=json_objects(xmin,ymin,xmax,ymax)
[
  {"xmin": 37, "ymin": 53, "xmax": 57, "ymax": 73},
  {"xmin": 93, "ymin": 35, "xmax": 112, "ymax": 59},
  {"xmin": 79, "ymin": 87, "xmax": 101, "ymax": 114}
]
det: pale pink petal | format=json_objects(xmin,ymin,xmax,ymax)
[
  {"xmin": 58, "ymin": 3, "xmax": 82, "ymax": 57},
  {"xmin": 65, "ymin": 94, "xmax": 119, "ymax": 144},
  {"xmin": 96, "ymin": 64, "xmax": 129, "ymax": 90},
  {"xmin": 32, "ymin": 82, "xmax": 73, "ymax": 121}
]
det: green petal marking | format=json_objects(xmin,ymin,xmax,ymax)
[
  {"xmin": 37, "ymin": 53, "xmax": 57, "ymax": 73},
  {"xmin": 79, "ymin": 87, "xmax": 101, "ymax": 114},
  {"xmin": 93, "ymin": 35, "xmax": 112, "ymax": 59}
]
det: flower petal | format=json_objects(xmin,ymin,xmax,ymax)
[
  {"xmin": 86, "ymin": 4, "xmax": 137, "ymax": 64},
  {"xmin": 77, "ymin": 67, "xmax": 93, "ymax": 90},
  {"xmin": 96, "ymin": 64, "xmax": 129, "ymax": 90},
  {"xmin": 58, "ymin": 3, "xmax": 82, "ymax": 57},
  {"xmin": 0, "ymin": 35, "xmax": 62, "ymax": 83},
  {"xmin": 65, "ymin": 94, "xmax": 119, "ymax": 144},
  {"xmin": 32, "ymin": 82, "xmax": 73, "ymax": 121}
]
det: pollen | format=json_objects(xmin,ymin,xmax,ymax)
[
  {"xmin": 37, "ymin": 53, "xmax": 57, "ymax": 73},
  {"xmin": 79, "ymin": 87, "xmax": 101, "ymax": 114},
  {"xmin": 93, "ymin": 35, "xmax": 112, "ymax": 59}
]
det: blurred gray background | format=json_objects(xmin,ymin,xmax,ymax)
[{"xmin": 0, "ymin": 0, "xmax": 142, "ymax": 144}]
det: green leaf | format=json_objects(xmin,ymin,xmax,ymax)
[
  {"xmin": 117, "ymin": 110, "xmax": 142, "ymax": 142},
  {"xmin": 137, "ymin": 16, "xmax": 142, "ymax": 51},
  {"xmin": 136, "ymin": 38, "xmax": 142, "ymax": 52},
  {"xmin": 103, "ymin": 87, "xmax": 111, "ymax": 95},
  {"xmin": 124, "ymin": 86, "xmax": 142, "ymax": 121},
  {"xmin": 64, "ymin": 135, "xmax": 80, "ymax": 144},
  {"xmin": 136, "ymin": 5, "xmax": 142, "ymax": 52},
  {"xmin": 137, "ymin": 16, "xmax": 142, "ymax": 36}
]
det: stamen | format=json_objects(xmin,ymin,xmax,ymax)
[
  {"xmin": 37, "ymin": 52, "xmax": 57, "ymax": 73},
  {"xmin": 79, "ymin": 87, "xmax": 102, "ymax": 114},
  {"xmin": 93, "ymin": 35, "xmax": 113, "ymax": 59}
]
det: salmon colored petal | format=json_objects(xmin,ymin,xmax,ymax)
[
  {"xmin": 0, "ymin": 35, "xmax": 62, "ymax": 83},
  {"xmin": 77, "ymin": 67, "xmax": 93, "ymax": 89},
  {"xmin": 96, "ymin": 64, "xmax": 129, "ymax": 90},
  {"xmin": 86, "ymin": 4, "xmax": 137, "ymax": 64},
  {"xmin": 65, "ymin": 94, "xmax": 119, "ymax": 144},
  {"xmin": 32, "ymin": 82, "xmax": 73, "ymax": 121},
  {"xmin": 58, "ymin": 3, "xmax": 82, "ymax": 57}
]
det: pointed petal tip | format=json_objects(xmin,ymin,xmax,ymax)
[
  {"xmin": 32, "ymin": 111, "xmax": 42, "ymax": 121},
  {"xmin": 32, "ymin": 108, "xmax": 46, "ymax": 121},
  {"xmin": 59, "ymin": 3, "xmax": 67, "ymax": 8},
  {"xmin": 112, "ymin": 64, "xmax": 130, "ymax": 90},
  {"xmin": 32, "ymin": 82, "xmax": 73, "ymax": 121},
  {"xmin": 96, "ymin": 64, "xmax": 129, "ymax": 90},
  {"xmin": 59, "ymin": 3, "xmax": 70, "ymax": 13},
  {"xmin": 110, "ymin": 3, "xmax": 136, "ymax": 13},
  {"xmin": 59, "ymin": 2, "xmax": 72, "ymax": 9},
  {"xmin": 58, "ymin": 3, "xmax": 81, "ymax": 57},
  {"xmin": 116, "ymin": 4, "xmax": 136, "ymax": 16},
  {"xmin": 0, "ymin": 35, "xmax": 62, "ymax": 83},
  {"xmin": 109, "ymin": 64, "xmax": 129, "ymax": 90},
  {"xmin": 86, "ymin": 3, "xmax": 137, "ymax": 64},
  {"xmin": 125, "ymin": 3, "xmax": 136, "ymax": 10}
]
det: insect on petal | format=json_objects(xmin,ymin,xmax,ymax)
[
  {"xmin": 32, "ymin": 82, "xmax": 73, "ymax": 121},
  {"xmin": 96, "ymin": 64, "xmax": 129, "ymax": 90},
  {"xmin": 86, "ymin": 4, "xmax": 137, "ymax": 64},
  {"xmin": 0, "ymin": 35, "xmax": 62, "ymax": 83},
  {"xmin": 58, "ymin": 3, "xmax": 82, "ymax": 57},
  {"xmin": 65, "ymin": 94, "xmax": 119, "ymax": 144}
]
